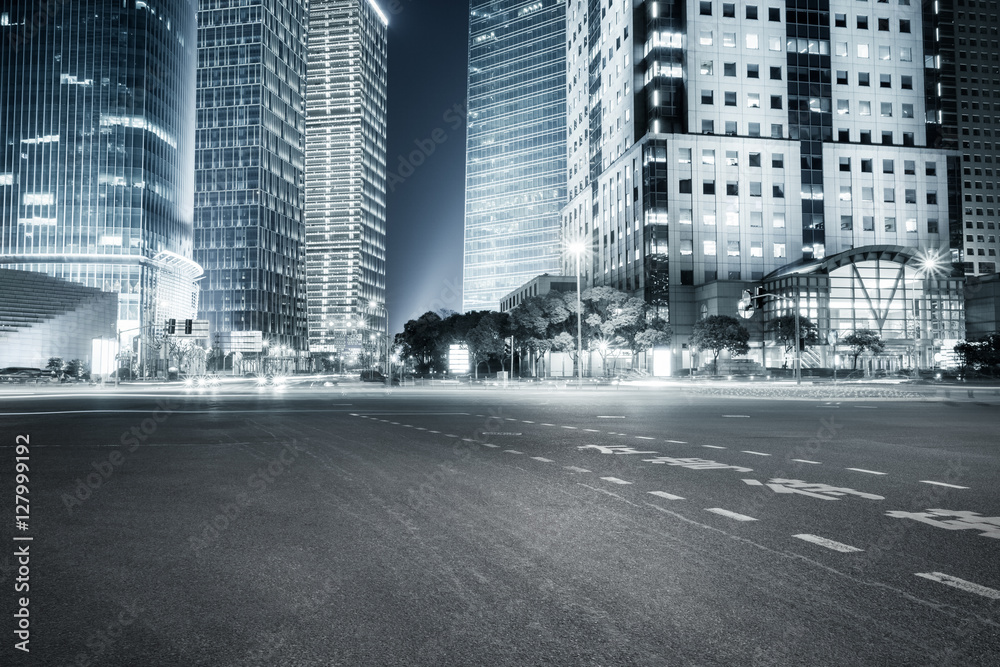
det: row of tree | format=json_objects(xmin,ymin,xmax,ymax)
[
  {"xmin": 954, "ymin": 334, "xmax": 1000, "ymax": 373},
  {"xmin": 395, "ymin": 287, "xmax": 671, "ymax": 376}
]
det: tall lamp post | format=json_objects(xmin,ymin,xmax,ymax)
[
  {"xmin": 568, "ymin": 240, "xmax": 588, "ymax": 387},
  {"xmin": 370, "ymin": 301, "xmax": 390, "ymax": 382}
]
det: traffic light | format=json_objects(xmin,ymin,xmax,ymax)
[
  {"xmin": 167, "ymin": 318, "xmax": 176, "ymax": 334},
  {"xmin": 184, "ymin": 319, "xmax": 193, "ymax": 335},
  {"xmin": 751, "ymin": 286, "xmax": 767, "ymax": 309},
  {"xmin": 503, "ymin": 341, "xmax": 512, "ymax": 357}
]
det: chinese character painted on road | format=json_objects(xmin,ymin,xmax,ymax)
[
  {"xmin": 642, "ymin": 457, "xmax": 754, "ymax": 473},
  {"xmin": 579, "ymin": 444, "xmax": 657, "ymax": 455},
  {"xmin": 743, "ymin": 478, "xmax": 884, "ymax": 501},
  {"xmin": 885, "ymin": 509, "xmax": 1000, "ymax": 539}
]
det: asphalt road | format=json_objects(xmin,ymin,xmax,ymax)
[{"xmin": 1, "ymin": 383, "xmax": 998, "ymax": 666}]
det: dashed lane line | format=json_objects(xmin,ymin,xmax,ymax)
[
  {"xmin": 564, "ymin": 466, "xmax": 591, "ymax": 473},
  {"xmin": 600, "ymin": 476, "xmax": 633, "ymax": 485},
  {"xmin": 919, "ymin": 480, "xmax": 970, "ymax": 489},
  {"xmin": 705, "ymin": 508, "xmax": 758, "ymax": 522},
  {"xmin": 915, "ymin": 572, "xmax": 1000, "ymax": 600},
  {"xmin": 664, "ymin": 439, "xmax": 688, "ymax": 444},
  {"xmin": 792, "ymin": 459, "xmax": 822, "ymax": 465},
  {"xmin": 482, "ymin": 444, "xmax": 499, "ymax": 448},
  {"xmin": 583, "ymin": 428, "xmax": 600, "ymax": 432},
  {"xmin": 648, "ymin": 491, "xmax": 685, "ymax": 501},
  {"xmin": 846, "ymin": 468, "xmax": 888, "ymax": 476},
  {"xmin": 541, "ymin": 423, "xmax": 555, "ymax": 426},
  {"xmin": 503, "ymin": 450, "xmax": 523, "ymax": 455},
  {"xmin": 702, "ymin": 445, "xmax": 727, "ymax": 450},
  {"xmin": 522, "ymin": 420, "xmax": 535, "ymax": 424},
  {"xmin": 636, "ymin": 436, "xmax": 656, "ymax": 440},
  {"xmin": 531, "ymin": 457, "xmax": 554, "ymax": 463},
  {"xmin": 793, "ymin": 534, "xmax": 863, "ymax": 553},
  {"xmin": 562, "ymin": 426, "xmax": 578, "ymax": 430},
  {"xmin": 742, "ymin": 451, "xmax": 772, "ymax": 457}
]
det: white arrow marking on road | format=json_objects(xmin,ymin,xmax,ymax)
[
  {"xmin": 531, "ymin": 457, "xmax": 554, "ymax": 463},
  {"xmin": 792, "ymin": 459, "xmax": 822, "ymax": 465},
  {"xmin": 794, "ymin": 534, "xmax": 863, "ymax": 553},
  {"xmin": 846, "ymin": 468, "xmax": 887, "ymax": 475},
  {"xmin": 742, "ymin": 451, "xmax": 771, "ymax": 457},
  {"xmin": 919, "ymin": 481, "xmax": 970, "ymax": 489},
  {"xmin": 600, "ymin": 477, "xmax": 633, "ymax": 485},
  {"xmin": 915, "ymin": 572, "xmax": 1000, "ymax": 600},
  {"xmin": 648, "ymin": 491, "xmax": 685, "ymax": 500},
  {"xmin": 705, "ymin": 508, "xmax": 757, "ymax": 522},
  {"xmin": 564, "ymin": 466, "xmax": 591, "ymax": 473}
]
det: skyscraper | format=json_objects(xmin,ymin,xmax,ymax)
[
  {"xmin": 0, "ymin": 1, "xmax": 200, "ymax": 359},
  {"xmin": 195, "ymin": 0, "xmax": 310, "ymax": 355},
  {"xmin": 463, "ymin": 0, "xmax": 568, "ymax": 312},
  {"xmin": 566, "ymin": 0, "xmax": 965, "ymax": 371},
  {"xmin": 304, "ymin": 0, "xmax": 388, "ymax": 359}
]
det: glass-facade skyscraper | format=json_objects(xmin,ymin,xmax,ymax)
[
  {"xmin": 304, "ymin": 0, "xmax": 388, "ymax": 356},
  {"xmin": 462, "ymin": 0, "xmax": 567, "ymax": 312},
  {"xmin": 0, "ymin": 1, "xmax": 201, "ymax": 357},
  {"xmin": 195, "ymin": 0, "xmax": 310, "ymax": 353}
]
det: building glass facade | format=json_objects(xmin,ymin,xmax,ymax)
[
  {"xmin": 304, "ymin": 0, "xmax": 388, "ymax": 356},
  {"xmin": 0, "ymin": 0, "xmax": 200, "ymax": 362},
  {"xmin": 463, "ymin": 0, "xmax": 568, "ymax": 312},
  {"xmin": 195, "ymin": 0, "xmax": 310, "ymax": 353}
]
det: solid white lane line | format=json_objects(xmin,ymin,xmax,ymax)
[
  {"xmin": 723, "ymin": 415, "xmax": 751, "ymax": 418},
  {"xmin": 846, "ymin": 468, "xmax": 887, "ymax": 475},
  {"xmin": 792, "ymin": 459, "xmax": 822, "ymax": 465},
  {"xmin": 705, "ymin": 508, "xmax": 757, "ymax": 522},
  {"xmin": 665, "ymin": 439, "xmax": 688, "ymax": 444},
  {"xmin": 531, "ymin": 457, "xmax": 554, "ymax": 463},
  {"xmin": 742, "ymin": 450, "xmax": 772, "ymax": 457},
  {"xmin": 648, "ymin": 491, "xmax": 685, "ymax": 501},
  {"xmin": 919, "ymin": 480, "xmax": 970, "ymax": 489},
  {"xmin": 564, "ymin": 466, "xmax": 591, "ymax": 473},
  {"xmin": 600, "ymin": 477, "xmax": 633, "ymax": 485},
  {"xmin": 915, "ymin": 572, "xmax": 1000, "ymax": 600},
  {"xmin": 636, "ymin": 436, "xmax": 656, "ymax": 440},
  {"xmin": 793, "ymin": 534, "xmax": 863, "ymax": 553},
  {"xmin": 702, "ymin": 445, "xmax": 727, "ymax": 450},
  {"xmin": 503, "ymin": 450, "xmax": 523, "ymax": 454}
]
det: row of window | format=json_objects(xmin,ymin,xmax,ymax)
[
  {"xmin": 836, "ymin": 100, "xmax": 915, "ymax": 117},
  {"xmin": 679, "ymin": 149, "xmax": 784, "ymax": 168},
  {"xmin": 833, "ymin": 15, "xmax": 911, "ymax": 33},
  {"xmin": 679, "ymin": 180, "xmax": 787, "ymax": 198},
  {"xmin": 837, "ymin": 71, "xmax": 913, "ymax": 89},
  {"xmin": 698, "ymin": 2, "xmax": 782, "ymax": 21},
  {"xmin": 701, "ymin": 90, "xmax": 784, "ymax": 109},
  {"xmin": 680, "ymin": 239, "xmax": 785, "ymax": 259},
  {"xmin": 839, "ymin": 216, "xmax": 939, "ymax": 233},
  {"xmin": 839, "ymin": 158, "xmax": 937, "ymax": 175},
  {"xmin": 837, "ymin": 187, "xmax": 938, "ymax": 205},
  {"xmin": 698, "ymin": 61, "xmax": 782, "ymax": 79}
]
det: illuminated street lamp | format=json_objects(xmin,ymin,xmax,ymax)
[{"xmin": 567, "ymin": 239, "xmax": 588, "ymax": 386}]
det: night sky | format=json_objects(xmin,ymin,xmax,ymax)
[{"xmin": 384, "ymin": 0, "xmax": 470, "ymax": 334}]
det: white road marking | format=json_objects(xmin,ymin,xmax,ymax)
[
  {"xmin": 722, "ymin": 415, "xmax": 750, "ymax": 418},
  {"xmin": 482, "ymin": 444, "xmax": 499, "ymax": 448},
  {"xmin": 792, "ymin": 459, "xmax": 822, "ymax": 465},
  {"xmin": 415, "ymin": 427, "xmax": 426, "ymax": 431},
  {"xmin": 583, "ymin": 428, "xmax": 600, "ymax": 432},
  {"xmin": 390, "ymin": 421, "xmax": 399, "ymax": 425},
  {"xmin": 600, "ymin": 477, "xmax": 633, "ymax": 485},
  {"xmin": 462, "ymin": 438, "xmax": 476, "ymax": 442},
  {"xmin": 664, "ymin": 439, "xmax": 688, "ymax": 444},
  {"xmin": 919, "ymin": 481, "xmax": 970, "ymax": 489},
  {"xmin": 636, "ymin": 436, "xmax": 656, "ymax": 440},
  {"xmin": 742, "ymin": 479, "xmax": 763, "ymax": 486},
  {"xmin": 541, "ymin": 423, "xmax": 555, "ymax": 426},
  {"xmin": 564, "ymin": 466, "xmax": 591, "ymax": 473},
  {"xmin": 648, "ymin": 491, "xmax": 685, "ymax": 500},
  {"xmin": 846, "ymin": 468, "xmax": 887, "ymax": 475},
  {"xmin": 597, "ymin": 415, "xmax": 626, "ymax": 419},
  {"xmin": 445, "ymin": 434, "xmax": 458, "ymax": 438},
  {"xmin": 741, "ymin": 451, "xmax": 771, "ymax": 457},
  {"xmin": 349, "ymin": 413, "xmax": 358, "ymax": 416},
  {"xmin": 856, "ymin": 405, "xmax": 877, "ymax": 409},
  {"xmin": 915, "ymin": 572, "xmax": 1000, "ymax": 600},
  {"xmin": 505, "ymin": 418, "xmax": 517, "ymax": 421},
  {"xmin": 793, "ymin": 534, "xmax": 863, "ymax": 553},
  {"xmin": 428, "ymin": 430, "xmax": 441, "ymax": 434},
  {"xmin": 705, "ymin": 508, "xmax": 758, "ymax": 522},
  {"xmin": 403, "ymin": 425, "xmax": 414, "ymax": 428},
  {"xmin": 562, "ymin": 426, "xmax": 578, "ymax": 430},
  {"xmin": 503, "ymin": 449, "xmax": 523, "ymax": 454},
  {"xmin": 531, "ymin": 457, "xmax": 554, "ymax": 463},
  {"xmin": 702, "ymin": 445, "xmax": 727, "ymax": 450},
  {"xmin": 522, "ymin": 420, "xmax": 535, "ymax": 424}
]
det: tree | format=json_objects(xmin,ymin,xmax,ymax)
[
  {"xmin": 842, "ymin": 329, "xmax": 886, "ymax": 370},
  {"xmin": 46, "ymin": 357, "xmax": 64, "ymax": 376},
  {"xmin": 395, "ymin": 311, "xmax": 446, "ymax": 374},
  {"xmin": 767, "ymin": 314, "xmax": 820, "ymax": 355},
  {"xmin": 65, "ymin": 359, "xmax": 85, "ymax": 379},
  {"xmin": 690, "ymin": 315, "xmax": 750, "ymax": 373},
  {"xmin": 464, "ymin": 311, "xmax": 509, "ymax": 377}
]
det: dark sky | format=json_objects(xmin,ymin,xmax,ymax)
[{"xmin": 384, "ymin": 0, "xmax": 469, "ymax": 334}]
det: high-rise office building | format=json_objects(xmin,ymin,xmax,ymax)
[
  {"xmin": 195, "ymin": 0, "xmax": 310, "ymax": 355},
  {"xmin": 304, "ymin": 0, "xmax": 388, "ymax": 357},
  {"xmin": 0, "ymin": 1, "xmax": 201, "ymax": 360},
  {"xmin": 463, "ymin": 0, "xmax": 568, "ymax": 312},
  {"xmin": 951, "ymin": 2, "xmax": 1000, "ymax": 276},
  {"xmin": 564, "ymin": 0, "xmax": 965, "ymax": 371}
]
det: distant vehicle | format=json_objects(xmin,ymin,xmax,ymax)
[
  {"xmin": 256, "ymin": 374, "xmax": 286, "ymax": 388},
  {"xmin": 360, "ymin": 370, "xmax": 399, "ymax": 385},
  {"xmin": 0, "ymin": 368, "xmax": 47, "ymax": 383}
]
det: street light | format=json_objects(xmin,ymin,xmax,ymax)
[{"xmin": 567, "ymin": 239, "xmax": 588, "ymax": 386}]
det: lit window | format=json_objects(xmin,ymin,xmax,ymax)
[
  {"xmin": 704, "ymin": 240, "xmax": 717, "ymax": 255},
  {"xmin": 773, "ymin": 243, "xmax": 786, "ymax": 258}
]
